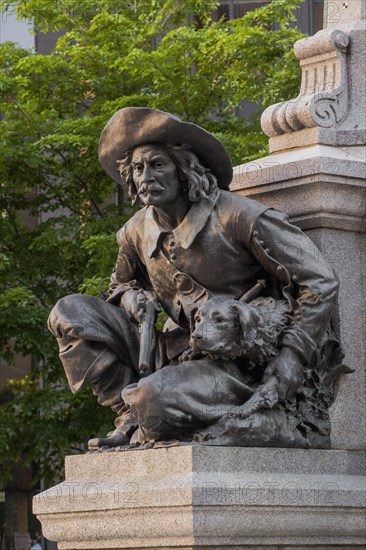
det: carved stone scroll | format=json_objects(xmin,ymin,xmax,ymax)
[{"xmin": 261, "ymin": 29, "xmax": 350, "ymax": 137}]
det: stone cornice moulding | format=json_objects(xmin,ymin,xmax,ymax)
[
  {"xmin": 230, "ymin": 145, "xmax": 366, "ymax": 233},
  {"xmin": 261, "ymin": 29, "xmax": 350, "ymax": 138},
  {"xmin": 231, "ymin": 145, "xmax": 366, "ymax": 188}
]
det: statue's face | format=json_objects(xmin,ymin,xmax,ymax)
[{"xmin": 131, "ymin": 144, "xmax": 181, "ymax": 208}]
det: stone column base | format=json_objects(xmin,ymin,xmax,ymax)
[{"xmin": 33, "ymin": 446, "xmax": 365, "ymax": 549}]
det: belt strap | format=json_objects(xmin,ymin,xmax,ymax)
[{"xmin": 158, "ymin": 248, "xmax": 212, "ymax": 320}]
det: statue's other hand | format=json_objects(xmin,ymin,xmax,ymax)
[
  {"xmin": 120, "ymin": 289, "xmax": 160, "ymax": 323},
  {"xmin": 178, "ymin": 348, "xmax": 203, "ymax": 363},
  {"xmin": 263, "ymin": 347, "xmax": 303, "ymax": 401}
]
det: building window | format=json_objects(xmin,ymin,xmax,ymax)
[
  {"xmin": 213, "ymin": 0, "xmax": 269, "ymax": 21},
  {"xmin": 313, "ymin": 0, "xmax": 324, "ymax": 33},
  {"xmin": 213, "ymin": 1, "xmax": 324, "ymax": 36}
]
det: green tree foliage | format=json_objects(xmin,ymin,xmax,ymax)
[{"xmin": 0, "ymin": 0, "xmax": 305, "ymax": 485}]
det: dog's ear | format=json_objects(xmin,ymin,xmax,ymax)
[
  {"xmin": 231, "ymin": 302, "xmax": 261, "ymax": 347},
  {"xmin": 189, "ymin": 306, "xmax": 198, "ymax": 334}
]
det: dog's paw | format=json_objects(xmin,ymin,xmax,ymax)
[
  {"xmin": 178, "ymin": 349, "xmax": 203, "ymax": 363},
  {"xmin": 178, "ymin": 349, "xmax": 192, "ymax": 363},
  {"xmin": 227, "ymin": 377, "xmax": 279, "ymax": 419},
  {"xmin": 226, "ymin": 403, "xmax": 255, "ymax": 420}
]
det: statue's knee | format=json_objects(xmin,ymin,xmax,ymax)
[
  {"xmin": 123, "ymin": 373, "xmax": 163, "ymax": 410},
  {"xmin": 47, "ymin": 294, "xmax": 83, "ymax": 338},
  {"xmin": 140, "ymin": 374, "xmax": 164, "ymax": 404}
]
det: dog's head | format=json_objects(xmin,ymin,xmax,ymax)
[{"xmin": 190, "ymin": 297, "xmax": 262, "ymax": 360}]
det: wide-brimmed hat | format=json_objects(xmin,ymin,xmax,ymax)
[{"xmin": 98, "ymin": 107, "xmax": 233, "ymax": 189}]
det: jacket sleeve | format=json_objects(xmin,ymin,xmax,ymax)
[
  {"xmin": 107, "ymin": 224, "xmax": 151, "ymax": 305},
  {"xmin": 250, "ymin": 209, "xmax": 339, "ymax": 365}
]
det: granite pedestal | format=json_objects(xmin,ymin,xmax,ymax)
[{"xmin": 33, "ymin": 446, "xmax": 366, "ymax": 549}]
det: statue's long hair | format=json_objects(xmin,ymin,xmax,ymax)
[{"xmin": 117, "ymin": 143, "xmax": 219, "ymax": 205}]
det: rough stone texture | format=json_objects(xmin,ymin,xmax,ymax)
[
  {"xmin": 33, "ymin": 447, "xmax": 366, "ymax": 549},
  {"xmin": 269, "ymin": 127, "xmax": 366, "ymax": 152}
]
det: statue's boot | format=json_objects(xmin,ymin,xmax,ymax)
[{"xmin": 88, "ymin": 403, "xmax": 138, "ymax": 449}]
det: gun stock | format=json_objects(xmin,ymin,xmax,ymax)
[{"xmin": 137, "ymin": 293, "xmax": 156, "ymax": 377}]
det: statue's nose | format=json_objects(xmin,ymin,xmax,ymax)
[
  {"xmin": 142, "ymin": 165, "xmax": 155, "ymax": 182},
  {"xmin": 192, "ymin": 327, "xmax": 203, "ymax": 340}
]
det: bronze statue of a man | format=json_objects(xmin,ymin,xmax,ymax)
[{"xmin": 48, "ymin": 107, "xmax": 341, "ymax": 450}]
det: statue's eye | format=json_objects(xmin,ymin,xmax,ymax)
[
  {"xmin": 154, "ymin": 161, "xmax": 163, "ymax": 168},
  {"xmin": 133, "ymin": 164, "xmax": 143, "ymax": 172},
  {"xmin": 213, "ymin": 315, "xmax": 225, "ymax": 323}
]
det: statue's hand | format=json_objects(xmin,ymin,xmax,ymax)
[
  {"xmin": 120, "ymin": 289, "xmax": 160, "ymax": 323},
  {"xmin": 262, "ymin": 347, "xmax": 303, "ymax": 401},
  {"xmin": 178, "ymin": 348, "xmax": 203, "ymax": 363}
]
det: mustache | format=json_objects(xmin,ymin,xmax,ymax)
[{"xmin": 137, "ymin": 183, "xmax": 163, "ymax": 195}]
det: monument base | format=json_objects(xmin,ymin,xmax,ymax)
[{"xmin": 33, "ymin": 446, "xmax": 365, "ymax": 549}]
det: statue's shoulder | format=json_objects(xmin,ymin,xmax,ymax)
[
  {"xmin": 216, "ymin": 190, "xmax": 270, "ymax": 226},
  {"xmin": 116, "ymin": 206, "xmax": 149, "ymax": 244}
]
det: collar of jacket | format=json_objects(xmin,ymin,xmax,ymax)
[{"xmin": 144, "ymin": 190, "xmax": 219, "ymax": 258}]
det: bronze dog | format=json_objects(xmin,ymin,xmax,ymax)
[{"xmin": 188, "ymin": 296, "xmax": 289, "ymax": 418}]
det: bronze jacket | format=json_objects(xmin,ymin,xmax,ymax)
[{"xmin": 109, "ymin": 190, "xmax": 339, "ymax": 365}]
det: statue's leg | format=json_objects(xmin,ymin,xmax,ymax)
[
  {"xmin": 122, "ymin": 358, "xmax": 254, "ymax": 443},
  {"xmin": 48, "ymin": 294, "xmax": 141, "ymax": 447}
]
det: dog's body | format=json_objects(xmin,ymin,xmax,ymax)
[{"xmin": 188, "ymin": 295, "xmax": 289, "ymax": 418}]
